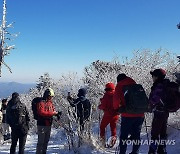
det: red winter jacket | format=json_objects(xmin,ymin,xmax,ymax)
[
  {"xmin": 37, "ymin": 100, "xmax": 55, "ymax": 126},
  {"xmin": 113, "ymin": 77, "xmax": 144, "ymax": 117},
  {"xmin": 99, "ymin": 90, "xmax": 119, "ymax": 116}
]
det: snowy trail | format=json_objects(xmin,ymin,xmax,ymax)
[
  {"xmin": 0, "ymin": 127, "xmax": 180, "ymax": 154},
  {"xmin": 0, "ymin": 119, "xmax": 180, "ymax": 154}
]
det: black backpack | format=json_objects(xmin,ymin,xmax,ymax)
[
  {"xmin": 164, "ymin": 82, "xmax": 180, "ymax": 112},
  {"xmin": 31, "ymin": 97, "xmax": 42, "ymax": 120},
  {"xmin": 10, "ymin": 103, "xmax": 27, "ymax": 127},
  {"xmin": 74, "ymin": 98, "xmax": 91, "ymax": 120},
  {"xmin": 119, "ymin": 84, "xmax": 148, "ymax": 114}
]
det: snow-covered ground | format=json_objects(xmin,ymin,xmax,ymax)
[{"xmin": 0, "ymin": 116, "xmax": 180, "ymax": 154}]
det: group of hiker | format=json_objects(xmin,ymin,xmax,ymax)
[
  {"xmin": 0, "ymin": 86, "xmax": 91, "ymax": 154},
  {"xmin": 99, "ymin": 69, "xmax": 179, "ymax": 154},
  {"xmin": 0, "ymin": 68, "xmax": 179, "ymax": 154}
]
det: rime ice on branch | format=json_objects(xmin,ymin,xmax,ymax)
[{"xmin": 0, "ymin": 0, "xmax": 17, "ymax": 76}]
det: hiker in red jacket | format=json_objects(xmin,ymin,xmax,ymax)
[
  {"xmin": 36, "ymin": 88, "xmax": 58, "ymax": 154},
  {"xmin": 98, "ymin": 83, "xmax": 119, "ymax": 147},
  {"xmin": 113, "ymin": 74, "xmax": 145, "ymax": 154}
]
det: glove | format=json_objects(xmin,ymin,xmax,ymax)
[
  {"xmin": 56, "ymin": 111, "xmax": 62, "ymax": 120},
  {"xmin": 117, "ymin": 106, "xmax": 125, "ymax": 113},
  {"xmin": 67, "ymin": 96, "xmax": 74, "ymax": 102},
  {"xmin": 148, "ymin": 104, "xmax": 153, "ymax": 113}
]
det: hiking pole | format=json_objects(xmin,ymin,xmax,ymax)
[{"xmin": 144, "ymin": 114, "xmax": 149, "ymax": 140}]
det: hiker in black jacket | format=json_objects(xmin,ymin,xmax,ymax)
[
  {"xmin": 1, "ymin": 98, "xmax": 11, "ymax": 141},
  {"xmin": 6, "ymin": 92, "xmax": 30, "ymax": 154},
  {"xmin": 67, "ymin": 88, "xmax": 91, "ymax": 131}
]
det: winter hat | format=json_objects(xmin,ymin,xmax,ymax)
[
  {"xmin": 12, "ymin": 92, "xmax": 19, "ymax": 99},
  {"xmin": 48, "ymin": 88, "xmax": 55, "ymax": 97},
  {"xmin": 117, "ymin": 73, "xmax": 127, "ymax": 82},
  {"xmin": 43, "ymin": 88, "xmax": 55, "ymax": 99},
  {"xmin": 150, "ymin": 69, "xmax": 166, "ymax": 78},
  {"xmin": 77, "ymin": 88, "xmax": 87, "ymax": 97},
  {"xmin": 105, "ymin": 83, "xmax": 115, "ymax": 91}
]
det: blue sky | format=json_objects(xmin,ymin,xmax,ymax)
[{"xmin": 1, "ymin": 0, "xmax": 180, "ymax": 83}]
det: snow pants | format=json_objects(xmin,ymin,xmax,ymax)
[
  {"xmin": 10, "ymin": 129, "xmax": 27, "ymax": 154},
  {"xmin": 119, "ymin": 116, "xmax": 144, "ymax": 154},
  {"xmin": 148, "ymin": 111, "xmax": 169, "ymax": 154},
  {"xmin": 36, "ymin": 126, "xmax": 51, "ymax": 154},
  {"xmin": 100, "ymin": 115, "xmax": 119, "ymax": 138}
]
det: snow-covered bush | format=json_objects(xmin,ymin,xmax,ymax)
[
  {"xmin": 84, "ymin": 49, "xmax": 178, "ymax": 105},
  {"xmin": 83, "ymin": 49, "xmax": 179, "ymax": 131}
]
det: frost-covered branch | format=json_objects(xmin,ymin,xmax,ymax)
[{"xmin": 0, "ymin": 0, "xmax": 17, "ymax": 76}]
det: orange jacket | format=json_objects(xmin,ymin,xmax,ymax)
[{"xmin": 113, "ymin": 77, "xmax": 144, "ymax": 117}]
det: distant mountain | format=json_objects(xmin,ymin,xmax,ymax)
[{"xmin": 0, "ymin": 82, "xmax": 35, "ymax": 98}]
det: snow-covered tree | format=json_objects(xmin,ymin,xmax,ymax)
[
  {"xmin": 84, "ymin": 49, "xmax": 178, "ymax": 104},
  {"xmin": 0, "ymin": 0, "xmax": 17, "ymax": 76}
]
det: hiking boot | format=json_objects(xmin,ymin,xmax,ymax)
[
  {"xmin": 148, "ymin": 152, "xmax": 155, "ymax": 154},
  {"xmin": 148, "ymin": 147, "xmax": 156, "ymax": 154},
  {"xmin": 3, "ymin": 135, "xmax": 7, "ymax": 141},
  {"xmin": 148, "ymin": 142, "xmax": 158, "ymax": 154},
  {"xmin": 3, "ymin": 133, "xmax": 11, "ymax": 141},
  {"xmin": 157, "ymin": 152, "xmax": 167, "ymax": 154},
  {"xmin": 108, "ymin": 136, "xmax": 117, "ymax": 148},
  {"xmin": 100, "ymin": 137, "xmax": 106, "ymax": 148},
  {"xmin": 6, "ymin": 133, "xmax": 11, "ymax": 140},
  {"xmin": 157, "ymin": 145, "xmax": 167, "ymax": 154}
]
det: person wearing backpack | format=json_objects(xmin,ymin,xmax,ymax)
[
  {"xmin": 148, "ymin": 69, "xmax": 170, "ymax": 154},
  {"xmin": 98, "ymin": 83, "xmax": 119, "ymax": 147},
  {"xmin": 6, "ymin": 92, "xmax": 30, "ymax": 154},
  {"xmin": 113, "ymin": 74, "xmax": 147, "ymax": 154},
  {"xmin": 67, "ymin": 88, "xmax": 91, "ymax": 131},
  {"xmin": 1, "ymin": 99, "xmax": 11, "ymax": 141},
  {"xmin": 36, "ymin": 88, "xmax": 58, "ymax": 154}
]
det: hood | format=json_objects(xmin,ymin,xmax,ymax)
[
  {"xmin": 8, "ymin": 97, "xmax": 21, "ymax": 106},
  {"xmin": 105, "ymin": 83, "xmax": 115, "ymax": 91},
  {"xmin": 77, "ymin": 88, "xmax": 87, "ymax": 97},
  {"xmin": 117, "ymin": 77, "xmax": 136, "ymax": 86},
  {"xmin": 105, "ymin": 90, "xmax": 114, "ymax": 96}
]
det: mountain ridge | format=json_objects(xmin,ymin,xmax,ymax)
[{"xmin": 0, "ymin": 82, "xmax": 35, "ymax": 98}]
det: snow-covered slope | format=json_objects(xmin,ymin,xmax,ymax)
[{"xmin": 0, "ymin": 116, "xmax": 180, "ymax": 154}]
